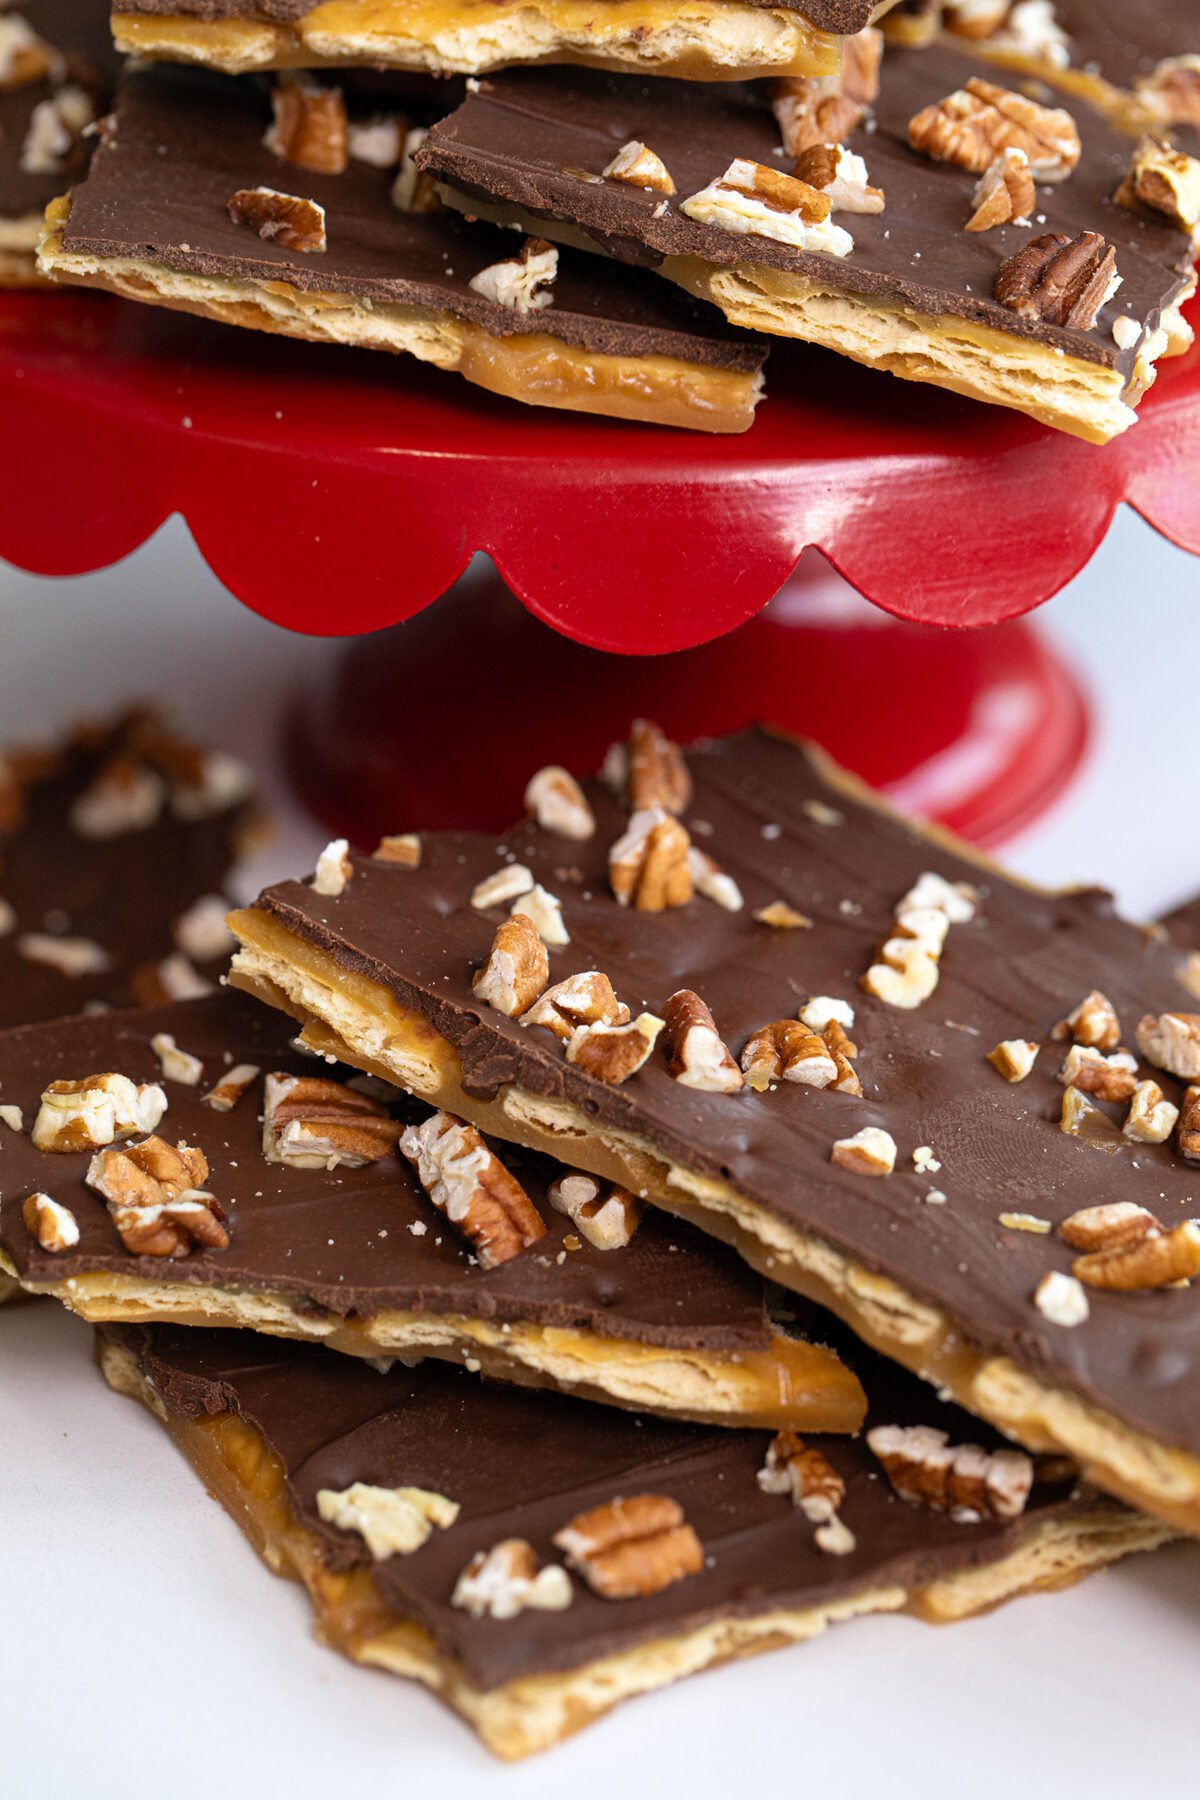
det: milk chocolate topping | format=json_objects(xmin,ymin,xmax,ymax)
[
  {"xmin": 114, "ymin": 0, "xmax": 882, "ymax": 36},
  {"xmin": 0, "ymin": 709, "xmax": 252, "ymax": 1028},
  {"xmin": 250, "ymin": 728, "xmax": 1200, "ymax": 1459},
  {"xmin": 0, "ymin": 0, "xmax": 117, "ymax": 225},
  {"xmin": 417, "ymin": 41, "xmax": 1195, "ymax": 374},
  {"xmin": 115, "ymin": 1318, "xmax": 1112, "ymax": 1692},
  {"xmin": 0, "ymin": 989, "xmax": 780, "ymax": 1352},
  {"xmin": 59, "ymin": 64, "xmax": 765, "ymax": 373}
]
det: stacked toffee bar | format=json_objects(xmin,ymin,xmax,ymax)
[
  {"xmin": 19, "ymin": 0, "xmax": 1200, "ymax": 436},
  {"xmin": 3, "ymin": 718, "xmax": 1197, "ymax": 1754}
]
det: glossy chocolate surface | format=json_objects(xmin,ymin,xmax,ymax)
[
  {"xmin": 253, "ymin": 728, "xmax": 1200, "ymax": 1457},
  {"xmin": 0, "ymin": 989, "xmax": 777, "ymax": 1350},
  {"xmin": 59, "ymin": 63, "xmax": 765, "ymax": 371},
  {"xmin": 119, "ymin": 1319, "xmax": 1104, "ymax": 1692},
  {"xmin": 418, "ymin": 40, "xmax": 1195, "ymax": 372}
]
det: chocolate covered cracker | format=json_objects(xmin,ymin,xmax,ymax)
[{"xmin": 228, "ymin": 726, "xmax": 1200, "ymax": 1537}]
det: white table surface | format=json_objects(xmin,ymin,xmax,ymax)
[{"xmin": 1, "ymin": 511, "xmax": 1198, "ymax": 1799}]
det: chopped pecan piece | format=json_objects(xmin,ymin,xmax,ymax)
[
  {"xmin": 69, "ymin": 754, "xmax": 164, "ymax": 837},
  {"xmin": 1115, "ymin": 135, "xmax": 1200, "ymax": 235},
  {"xmin": 662, "ymin": 990, "xmax": 743, "ymax": 1093},
  {"xmin": 554, "ymin": 1494, "xmax": 703, "ymax": 1599},
  {"xmin": 908, "ymin": 77, "xmax": 1080, "ymax": 181},
  {"xmin": 203, "ymin": 1063, "xmax": 261, "ymax": 1113},
  {"xmin": 392, "ymin": 126, "xmax": 440, "ymax": 214},
  {"xmin": 0, "ymin": 12, "xmax": 58, "ymax": 88},
  {"xmin": 173, "ymin": 894, "xmax": 235, "ymax": 963},
  {"xmin": 798, "ymin": 997, "xmax": 854, "ymax": 1033},
  {"xmin": 609, "ymin": 807, "xmax": 692, "ymax": 911},
  {"xmin": 565, "ymin": 1014, "xmax": 663, "ymax": 1084},
  {"xmin": 511, "ymin": 882, "xmax": 569, "ymax": 947},
  {"xmin": 1057, "ymin": 1044, "xmax": 1137, "ymax": 1103},
  {"xmin": 520, "ymin": 970, "xmax": 630, "ymax": 1040},
  {"xmin": 1059, "ymin": 1202, "xmax": 1161, "ymax": 1254},
  {"xmin": 741, "ymin": 1020, "xmax": 836, "ymax": 1092},
  {"xmin": 0, "ymin": 1104, "xmax": 23, "ymax": 1131},
  {"xmin": 400, "ymin": 1110, "xmax": 546, "ymax": 1267},
  {"xmin": 821, "ymin": 1019, "xmax": 861, "ymax": 1096},
  {"xmin": 17, "ymin": 933, "xmax": 110, "ymax": 977},
  {"xmin": 469, "ymin": 237, "xmax": 557, "ymax": 314},
  {"xmin": 1135, "ymin": 55, "xmax": 1200, "ymax": 130},
  {"xmin": 995, "ymin": 231, "xmax": 1118, "ymax": 330},
  {"xmin": 754, "ymin": 901, "xmax": 812, "ymax": 929},
  {"xmin": 688, "ymin": 847, "xmax": 743, "ymax": 912},
  {"xmin": 792, "ymin": 143, "xmax": 885, "ymax": 214},
  {"xmin": 1123, "ymin": 1079, "xmax": 1179, "ymax": 1145},
  {"xmin": 943, "ymin": 0, "xmax": 1009, "ymax": 39},
  {"xmin": 770, "ymin": 26, "xmax": 881, "ymax": 156},
  {"xmin": 831, "ymin": 1126, "xmax": 897, "ymax": 1176},
  {"xmin": 1136, "ymin": 1011, "xmax": 1200, "ymax": 1080},
  {"xmin": 867, "ymin": 1424, "xmax": 1034, "ymax": 1521},
  {"xmin": 548, "ymin": 1172, "xmax": 644, "ymax": 1249},
  {"xmin": 758, "ymin": 1429, "xmax": 845, "ymax": 1522},
  {"xmin": 1073, "ymin": 1221, "xmax": 1200, "ymax": 1292},
  {"xmin": 602, "ymin": 140, "xmax": 675, "ymax": 195},
  {"xmin": 1179, "ymin": 1086, "xmax": 1200, "ymax": 1164},
  {"xmin": 991, "ymin": 0, "xmax": 1070, "ymax": 65},
  {"xmin": 681, "ymin": 158, "xmax": 853, "ymax": 255},
  {"xmin": 88, "ymin": 1136, "xmax": 227, "ymax": 1258},
  {"xmin": 316, "ymin": 1483, "xmax": 459, "ymax": 1558},
  {"xmin": 1059, "ymin": 1084, "xmax": 1124, "ymax": 1153},
  {"xmin": 473, "ymin": 912, "xmax": 549, "ymax": 1016},
  {"xmin": 967, "ymin": 146, "xmax": 1035, "ymax": 231},
  {"xmin": 524, "ymin": 766, "xmax": 595, "ymax": 840},
  {"xmin": 312, "ymin": 838, "xmax": 352, "ymax": 898},
  {"xmin": 471, "ymin": 863, "xmax": 534, "ymax": 910},
  {"xmin": 32, "ymin": 1072, "xmax": 166, "ymax": 1153},
  {"xmin": 264, "ymin": 75, "xmax": 348, "ymax": 175},
  {"xmin": 228, "ymin": 186, "xmax": 327, "ymax": 253},
  {"xmin": 861, "ymin": 871, "xmax": 976, "ymax": 1009},
  {"xmin": 603, "ymin": 719, "xmax": 692, "ymax": 815},
  {"xmin": 263, "ymin": 1073, "xmax": 400, "ymax": 1169},
  {"xmin": 1034, "ymin": 1269, "xmax": 1089, "ymax": 1326},
  {"xmin": 453, "ymin": 1540, "xmax": 573, "ymax": 1619},
  {"xmin": 151, "ymin": 1033, "xmax": 204, "ymax": 1087},
  {"xmin": 373, "ymin": 832, "xmax": 421, "ymax": 867},
  {"xmin": 987, "ymin": 1038, "xmax": 1040, "ymax": 1082},
  {"xmin": 22, "ymin": 1192, "xmax": 80, "ymax": 1253},
  {"xmin": 137, "ymin": 952, "xmax": 216, "ymax": 1004},
  {"xmin": 1052, "ymin": 990, "xmax": 1121, "ymax": 1051},
  {"xmin": 347, "ymin": 115, "xmax": 404, "ymax": 169}
]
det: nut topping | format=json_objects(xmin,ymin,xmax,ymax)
[
  {"xmin": 471, "ymin": 864, "xmax": 535, "ymax": 910},
  {"xmin": 602, "ymin": 140, "xmax": 675, "ymax": 195},
  {"xmin": 609, "ymin": 807, "xmax": 693, "ymax": 911},
  {"xmin": 967, "ymin": 146, "xmax": 1036, "ymax": 231},
  {"xmin": 453, "ymin": 1540, "xmax": 573, "ymax": 1619},
  {"xmin": 172, "ymin": 894, "xmax": 235, "ymax": 963},
  {"xmin": 316, "ymin": 1483, "xmax": 459, "ymax": 1559},
  {"xmin": 548, "ymin": 1172, "xmax": 644, "ymax": 1249},
  {"xmin": 604, "ymin": 719, "xmax": 692, "ymax": 815},
  {"xmin": 823, "ymin": 1018, "xmax": 862, "ymax": 1096},
  {"xmin": 1072, "ymin": 1221, "xmax": 1200, "ymax": 1292},
  {"xmin": 758, "ymin": 1429, "xmax": 845, "ymax": 1522},
  {"xmin": 1052, "ymin": 990, "xmax": 1121, "ymax": 1052},
  {"xmin": 798, "ymin": 997, "xmax": 855, "ymax": 1033},
  {"xmin": 1057, "ymin": 1044, "xmax": 1137, "ymax": 1103},
  {"xmin": 908, "ymin": 77, "xmax": 1081, "ymax": 182},
  {"xmin": 203, "ymin": 1063, "xmax": 261, "ymax": 1113},
  {"xmin": 1122, "ymin": 1079, "xmax": 1179, "ymax": 1145},
  {"xmin": 263, "ymin": 1073, "xmax": 400, "ymax": 1169},
  {"xmin": 995, "ymin": 231, "xmax": 1119, "ymax": 330},
  {"xmin": 991, "ymin": 0, "xmax": 1070, "ymax": 66},
  {"xmin": 943, "ymin": 0, "xmax": 1008, "ymax": 39},
  {"xmin": 151, "ymin": 1034, "xmax": 204, "ymax": 1087},
  {"xmin": 792, "ymin": 143, "xmax": 885, "ymax": 214},
  {"xmin": 473, "ymin": 912, "xmax": 549, "ymax": 1017},
  {"xmin": 312, "ymin": 838, "xmax": 352, "ymax": 897},
  {"xmin": 831, "ymin": 1126, "xmax": 897, "ymax": 1176},
  {"xmin": 400, "ymin": 1110, "xmax": 546, "ymax": 1267},
  {"xmin": 524, "ymin": 766, "xmax": 595, "ymax": 840},
  {"xmin": 741, "ymin": 1020, "xmax": 836, "ymax": 1092},
  {"xmin": 770, "ymin": 26, "xmax": 882, "ymax": 156},
  {"xmin": 32, "ymin": 1072, "xmax": 167, "ymax": 1153},
  {"xmin": 373, "ymin": 832, "xmax": 422, "ymax": 867},
  {"xmin": 754, "ymin": 901, "xmax": 812, "ymax": 929},
  {"xmin": 22, "ymin": 1192, "xmax": 80, "ymax": 1253},
  {"xmin": 1135, "ymin": 1012, "xmax": 1200, "ymax": 1080},
  {"xmin": 88, "ymin": 1136, "xmax": 228, "ymax": 1258},
  {"xmin": 1059, "ymin": 1202, "xmax": 1160, "ymax": 1255},
  {"xmin": 511, "ymin": 882, "xmax": 569, "ymax": 947},
  {"xmin": 0, "ymin": 1104, "xmax": 23, "ymax": 1131},
  {"xmin": 1115, "ymin": 135, "xmax": 1200, "ymax": 236},
  {"xmin": 662, "ymin": 990, "xmax": 743, "ymax": 1093},
  {"xmin": 392, "ymin": 127, "xmax": 440, "ymax": 213},
  {"xmin": 565, "ymin": 1014, "xmax": 664, "ymax": 1084},
  {"xmin": 861, "ymin": 870, "xmax": 977, "ymax": 1010},
  {"xmin": 0, "ymin": 13, "xmax": 58, "ymax": 88},
  {"xmin": 1135, "ymin": 55, "xmax": 1200, "ymax": 130},
  {"xmin": 17, "ymin": 934, "xmax": 110, "ymax": 977},
  {"xmin": 469, "ymin": 237, "xmax": 557, "ymax": 314},
  {"xmin": 228, "ymin": 186, "xmax": 328, "ymax": 253},
  {"xmin": 867, "ymin": 1425, "xmax": 1034, "ymax": 1521},
  {"xmin": 681, "ymin": 158, "xmax": 854, "ymax": 256},
  {"xmin": 1034, "ymin": 1269, "xmax": 1089, "ymax": 1326},
  {"xmin": 264, "ymin": 75, "xmax": 348, "ymax": 175},
  {"xmin": 553, "ymin": 1494, "xmax": 703, "ymax": 1600},
  {"xmin": 987, "ymin": 1038, "xmax": 1039, "ymax": 1082},
  {"xmin": 1179, "ymin": 1086, "xmax": 1200, "ymax": 1164},
  {"xmin": 520, "ymin": 970, "xmax": 630, "ymax": 1040},
  {"xmin": 688, "ymin": 847, "xmax": 744, "ymax": 912},
  {"xmin": 69, "ymin": 756, "xmax": 164, "ymax": 837}
]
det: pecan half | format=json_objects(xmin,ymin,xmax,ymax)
[
  {"xmin": 554, "ymin": 1494, "xmax": 703, "ymax": 1599},
  {"xmin": 867, "ymin": 1424, "xmax": 1034, "ymax": 1521},
  {"xmin": 995, "ymin": 231, "xmax": 1118, "ymax": 331},
  {"xmin": 908, "ymin": 77, "xmax": 1080, "ymax": 181},
  {"xmin": 758, "ymin": 1429, "xmax": 845, "ymax": 1522},
  {"xmin": 604, "ymin": 718, "xmax": 693, "ymax": 814},
  {"xmin": 602, "ymin": 140, "xmax": 675, "ymax": 195},
  {"xmin": 967, "ymin": 145, "xmax": 1036, "ymax": 231},
  {"xmin": 228, "ymin": 187, "xmax": 327, "ymax": 253},
  {"xmin": 88, "ymin": 1136, "xmax": 227, "ymax": 1258},
  {"xmin": 400, "ymin": 1110, "xmax": 546, "ymax": 1268},
  {"xmin": 262, "ymin": 1073, "xmax": 401, "ymax": 1169},
  {"xmin": 609, "ymin": 807, "xmax": 692, "ymax": 911},
  {"xmin": 32, "ymin": 1072, "xmax": 167, "ymax": 1153},
  {"xmin": 662, "ymin": 990, "xmax": 743, "ymax": 1093},
  {"xmin": 1115, "ymin": 135, "xmax": 1200, "ymax": 236},
  {"xmin": 520, "ymin": 970, "xmax": 630, "ymax": 1040},
  {"xmin": 1059, "ymin": 1202, "xmax": 1161, "ymax": 1254},
  {"xmin": 1052, "ymin": 990, "xmax": 1121, "ymax": 1052},
  {"xmin": 565, "ymin": 1014, "xmax": 663, "ymax": 1084},
  {"xmin": 1136, "ymin": 1011, "xmax": 1200, "ymax": 1080},
  {"xmin": 264, "ymin": 75, "xmax": 348, "ymax": 175},
  {"xmin": 472, "ymin": 912, "xmax": 549, "ymax": 1016},
  {"xmin": 452, "ymin": 1540, "xmax": 573, "ymax": 1619},
  {"xmin": 741, "ymin": 1020, "xmax": 836, "ymax": 1092},
  {"xmin": 1073, "ymin": 1221, "xmax": 1200, "ymax": 1292},
  {"xmin": 548, "ymin": 1172, "xmax": 644, "ymax": 1249},
  {"xmin": 22, "ymin": 1192, "xmax": 80, "ymax": 1253},
  {"xmin": 524, "ymin": 765, "xmax": 595, "ymax": 840}
]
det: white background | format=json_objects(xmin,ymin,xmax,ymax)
[{"xmin": 1, "ymin": 513, "xmax": 1198, "ymax": 1797}]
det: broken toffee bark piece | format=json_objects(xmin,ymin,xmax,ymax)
[
  {"xmin": 0, "ymin": 706, "xmax": 256, "ymax": 1030},
  {"xmin": 417, "ymin": 41, "xmax": 1196, "ymax": 440},
  {"xmin": 228, "ymin": 727, "xmax": 1200, "ymax": 1537},
  {"xmin": 110, "ymin": 0, "xmax": 885, "ymax": 85},
  {"xmin": 0, "ymin": 989, "xmax": 867, "ymax": 1431},
  {"xmin": 100, "ymin": 1321, "xmax": 1172, "ymax": 1758},
  {"xmin": 0, "ymin": 0, "xmax": 117, "ymax": 285},
  {"xmin": 37, "ymin": 64, "xmax": 767, "ymax": 435}
]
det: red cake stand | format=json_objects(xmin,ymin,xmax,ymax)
[{"xmin": 3, "ymin": 284, "xmax": 1195, "ymax": 840}]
